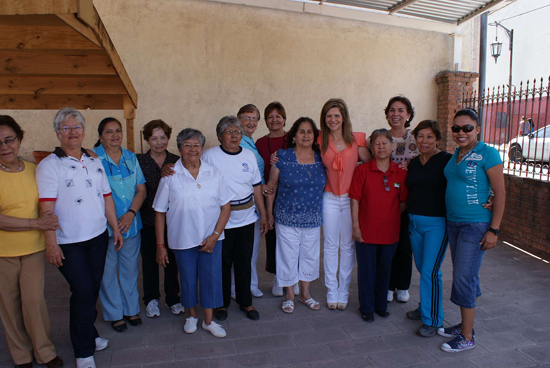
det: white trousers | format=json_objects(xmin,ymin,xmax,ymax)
[
  {"xmin": 323, "ymin": 192, "xmax": 355, "ymax": 303},
  {"xmin": 232, "ymin": 219, "xmax": 261, "ymax": 292},
  {"xmin": 275, "ymin": 222, "xmax": 320, "ymax": 287}
]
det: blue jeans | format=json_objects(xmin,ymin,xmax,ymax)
[
  {"xmin": 173, "ymin": 241, "xmax": 223, "ymax": 309},
  {"xmin": 447, "ymin": 221, "xmax": 489, "ymax": 309},
  {"xmin": 58, "ymin": 231, "xmax": 108, "ymax": 358},
  {"xmin": 356, "ymin": 242, "xmax": 397, "ymax": 314},
  {"xmin": 409, "ymin": 214, "xmax": 448, "ymax": 327},
  {"xmin": 99, "ymin": 234, "xmax": 141, "ymax": 321}
]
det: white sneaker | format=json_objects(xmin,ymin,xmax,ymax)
[
  {"xmin": 184, "ymin": 317, "xmax": 198, "ymax": 334},
  {"xmin": 251, "ymin": 288, "xmax": 264, "ymax": 298},
  {"xmin": 272, "ymin": 276, "xmax": 283, "ymax": 297},
  {"xmin": 95, "ymin": 337, "xmax": 108, "ymax": 352},
  {"xmin": 293, "ymin": 283, "xmax": 300, "ymax": 295},
  {"xmin": 202, "ymin": 321, "xmax": 227, "ymax": 338},
  {"xmin": 76, "ymin": 356, "xmax": 96, "ymax": 368},
  {"xmin": 387, "ymin": 290, "xmax": 394, "ymax": 302},
  {"xmin": 396, "ymin": 289, "xmax": 410, "ymax": 303},
  {"xmin": 166, "ymin": 302, "xmax": 185, "ymax": 315},
  {"xmin": 146, "ymin": 299, "xmax": 160, "ymax": 318}
]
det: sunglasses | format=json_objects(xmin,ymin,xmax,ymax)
[
  {"xmin": 451, "ymin": 124, "xmax": 476, "ymax": 133},
  {"xmin": 383, "ymin": 176, "xmax": 390, "ymax": 192}
]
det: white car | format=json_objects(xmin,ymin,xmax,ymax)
[{"xmin": 508, "ymin": 125, "xmax": 550, "ymax": 163}]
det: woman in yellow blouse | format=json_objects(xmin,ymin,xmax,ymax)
[{"xmin": 0, "ymin": 115, "xmax": 63, "ymax": 368}]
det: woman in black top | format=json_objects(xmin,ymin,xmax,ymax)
[
  {"xmin": 404, "ymin": 120, "xmax": 452, "ymax": 338},
  {"xmin": 137, "ymin": 120, "xmax": 183, "ymax": 318}
]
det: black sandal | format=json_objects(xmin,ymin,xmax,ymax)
[
  {"xmin": 111, "ymin": 319, "xmax": 127, "ymax": 332},
  {"xmin": 124, "ymin": 315, "xmax": 142, "ymax": 326}
]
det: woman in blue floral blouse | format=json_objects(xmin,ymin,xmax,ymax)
[{"xmin": 266, "ymin": 117, "xmax": 326, "ymax": 314}]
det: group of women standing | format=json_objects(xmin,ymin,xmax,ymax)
[{"xmin": 0, "ymin": 96, "xmax": 505, "ymax": 368}]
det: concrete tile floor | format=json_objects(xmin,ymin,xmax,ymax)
[{"xmin": 1, "ymin": 239, "xmax": 549, "ymax": 368}]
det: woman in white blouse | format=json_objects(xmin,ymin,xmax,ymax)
[{"xmin": 153, "ymin": 128, "xmax": 232, "ymax": 338}]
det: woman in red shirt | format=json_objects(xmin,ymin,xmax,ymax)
[{"xmin": 349, "ymin": 129, "xmax": 408, "ymax": 323}]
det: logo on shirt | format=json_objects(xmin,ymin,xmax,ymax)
[
  {"xmin": 65, "ymin": 179, "xmax": 74, "ymax": 188},
  {"xmin": 97, "ymin": 167, "xmax": 103, "ymax": 174},
  {"xmin": 75, "ymin": 197, "xmax": 84, "ymax": 206},
  {"xmin": 86, "ymin": 179, "xmax": 93, "ymax": 188},
  {"xmin": 467, "ymin": 153, "xmax": 483, "ymax": 161},
  {"xmin": 394, "ymin": 183, "xmax": 401, "ymax": 188},
  {"xmin": 242, "ymin": 162, "xmax": 250, "ymax": 172},
  {"xmin": 69, "ymin": 165, "xmax": 78, "ymax": 171},
  {"xmin": 97, "ymin": 190, "xmax": 102, "ymax": 198}
]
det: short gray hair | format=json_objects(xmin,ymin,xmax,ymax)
[
  {"xmin": 176, "ymin": 128, "xmax": 206, "ymax": 149},
  {"xmin": 216, "ymin": 116, "xmax": 242, "ymax": 137},
  {"xmin": 53, "ymin": 108, "xmax": 86, "ymax": 132}
]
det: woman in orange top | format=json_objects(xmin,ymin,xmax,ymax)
[{"xmin": 319, "ymin": 98, "xmax": 371, "ymax": 310}]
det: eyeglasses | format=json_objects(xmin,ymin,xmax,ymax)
[
  {"xmin": 383, "ymin": 176, "xmax": 390, "ymax": 192},
  {"xmin": 108, "ymin": 160, "xmax": 134, "ymax": 181},
  {"xmin": 243, "ymin": 116, "xmax": 259, "ymax": 122},
  {"xmin": 0, "ymin": 137, "xmax": 17, "ymax": 148},
  {"xmin": 182, "ymin": 143, "xmax": 202, "ymax": 149},
  {"xmin": 224, "ymin": 130, "xmax": 242, "ymax": 136},
  {"xmin": 451, "ymin": 125, "xmax": 476, "ymax": 133},
  {"xmin": 59, "ymin": 125, "xmax": 84, "ymax": 134}
]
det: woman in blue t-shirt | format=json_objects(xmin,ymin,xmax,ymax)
[
  {"xmin": 439, "ymin": 109, "xmax": 506, "ymax": 353},
  {"xmin": 266, "ymin": 117, "xmax": 327, "ymax": 314}
]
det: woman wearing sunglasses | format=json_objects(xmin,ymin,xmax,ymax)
[
  {"xmin": 439, "ymin": 109, "xmax": 505, "ymax": 352},
  {"xmin": 93, "ymin": 118, "xmax": 146, "ymax": 332},
  {"xmin": 349, "ymin": 129, "xmax": 408, "ymax": 323}
]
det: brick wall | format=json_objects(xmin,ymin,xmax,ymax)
[
  {"xmin": 501, "ymin": 174, "xmax": 550, "ymax": 259},
  {"xmin": 435, "ymin": 71, "xmax": 479, "ymax": 153}
]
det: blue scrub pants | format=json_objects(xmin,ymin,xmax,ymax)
[
  {"xmin": 409, "ymin": 214, "xmax": 448, "ymax": 327},
  {"xmin": 100, "ymin": 234, "xmax": 141, "ymax": 321}
]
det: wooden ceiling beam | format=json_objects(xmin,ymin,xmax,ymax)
[
  {"xmin": 0, "ymin": 24, "xmax": 101, "ymax": 50},
  {"xmin": 0, "ymin": 94, "xmax": 123, "ymax": 110},
  {"xmin": 0, "ymin": 52, "xmax": 116, "ymax": 75},
  {"xmin": 0, "ymin": 0, "xmax": 78, "ymax": 16},
  {"xmin": 0, "ymin": 75, "xmax": 125, "ymax": 95}
]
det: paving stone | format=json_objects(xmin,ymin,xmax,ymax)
[
  {"xmin": 307, "ymin": 311, "xmax": 365, "ymax": 330},
  {"xmin": 328, "ymin": 336, "xmax": 391, "ymax": 357},
  {"xmin": 519, "ymin": 343, "xmax": 550, "ymax": 364},
  {"xmin": 476, "ymin": 317, "xmax": 533, "ymax": 333},
  {"xmin": 292, "ymin": 327, "xmax": 351, "ymax": 347},
  {"xmin": 476, "ymin": 331, "xmax": 535, "ymax": 352},
  {"xmin": 520, "ymin": 327, "xmax": 550, "ymax": 344},
  {"xmin": 144, "ymin": 330, "xmax": 205, "ymax": 347},
  {"xmin": 257, "ymin": 318, "xmax": 314, "ymax": 336},
  {"xmin": 467, "ymin": 350, "xmax": 536, "ymax": 368},
  {"xmin": 209, "ymin": 352, "xmax": 276, "ymax": 367},
  {"xmin": 143, "ymin": 359, "xmax": 209, "ymax": 368},
  {"xmin": 343, "ymin": 319, "xmax": 401, "ymax": 338},
  {"xmin": 271, "ymin": 344, "xmax": 336, "ymax": 366},
  {"xmin": 234, "ymin": 335, "xmax": 294, "ymax": 354},
  {"xmin": 368, "ymin": 346, "xmax": 437, "ymax": 368},
  {"xmin": 110, "ymin": 346, "xmax": 174, "ymax": 367},
  {"xmin": 410, "ymin": 359, "xmax": 477, "ymax": 368},
  {"xmin": 175, "ymin": 341, "xmax": 237, "ymax": 360},
  {"xmin": 521, "ymin": 312, "xmax": 550, "ymax": 328},
  {"xmin": 309, "ymin": 354, "xmax": 376, "ymax": 367}
]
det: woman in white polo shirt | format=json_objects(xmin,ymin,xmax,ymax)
[
  {"xmin": 202, "ymin": 116, "xmax": 268, "ymax": 322},
  {"xmin": 36, "ymin": 108, "xmax": 123, "ymax": 368},
  {"xmin": 153, "ymin": 128, "xmax": 231, "ymax": 338}
]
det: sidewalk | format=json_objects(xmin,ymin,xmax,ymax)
[{"xmin": 1, "ymin": 239, "xmax": 549, "ymax": 368}]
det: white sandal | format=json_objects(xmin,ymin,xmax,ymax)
[
  {"xmin": 282, "ymin": 300, "xmax": 295, "ymax": 314},
  {"xmin": 299, "ymin": 297, "xmax": 320, "ymax": 311}
]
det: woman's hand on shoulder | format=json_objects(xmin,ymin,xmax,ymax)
[
  {"xmin": 161, "ymin": 163, "xmax": 176, "ymax": 177},
  {"xmin": 85, "ymin": 149, "xmax": 99, "ymax": 159}
]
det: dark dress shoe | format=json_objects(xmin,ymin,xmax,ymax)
[
  {"xmin": 375, "ymin": 310, "xmax": 390, "ymax": 318},
  {"xmin": 46, "ymin": 356, "xmax": 64, "ymax": 368},
  {"xmin": 111, "ymin": 319, "xmax": 128, "ymax": 332},
  {"xmin": 15, "ymin": 363, "xmax": 33, "ymax": 368},
  {"xmin": 214, "ymin": 309, "xmax": 228, "ymax": 321},
  {"xmin": 362, "ymin": 313, "xmax": 374, "ymax": 322},
  {"xmin": 124, "ymin": 315, "xmax": 142, "ymax": 326},
  {"xmin": 240, "ymin": 306, "xmax": 260, "ymax": 320}
]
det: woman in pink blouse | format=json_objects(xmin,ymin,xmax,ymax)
[{"xmin": 319, "ymin": 98, "xmax": 371, "ymax": 310}]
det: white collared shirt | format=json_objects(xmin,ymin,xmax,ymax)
[{"xmin": 153, "ymin": 159, "xmax": 233, "ymax": 250}]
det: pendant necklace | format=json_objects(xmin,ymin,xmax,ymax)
[{"xmin": 0, "ymin": 159, "xmax": 23, "ymax": 173}]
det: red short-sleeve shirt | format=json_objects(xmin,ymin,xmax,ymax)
[{"xmin": 349, "ymin": 160, "xmax": 408, "ymax": 245}]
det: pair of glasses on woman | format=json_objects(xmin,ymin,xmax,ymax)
[{"xmin": 451, "ymin": 125, "xmax": 476, "ymax": 133}]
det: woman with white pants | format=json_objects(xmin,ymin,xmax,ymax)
[{"xmin": 318, "ymin": 99, "xmax": 371, "ymax": 310}]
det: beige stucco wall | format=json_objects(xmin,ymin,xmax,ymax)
[{"xmin": 5, "ymin": 0, "xmax": 452, "ymax": 161}]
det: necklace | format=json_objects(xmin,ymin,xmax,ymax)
[
  {"xmin": 301, "ymin": 163, "xmax": 313, "ymax": 178},
  {"xmin": 0, "ymin": 159, "xmax": 23, "ymax": 173},
  {"xmin": 457, "ymin": 146, "xmax": 474, "ymax": 163}
]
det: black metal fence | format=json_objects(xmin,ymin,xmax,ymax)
[{"xmin": 462, "ymin": 77, "xmax": 550, "ymax": 181}]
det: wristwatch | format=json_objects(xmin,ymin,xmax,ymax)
[{"xmin": 488, "ymin": 227, "xmax": 501, "ymax": 236}]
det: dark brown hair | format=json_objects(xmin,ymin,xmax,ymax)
[
  {"xmin": 264, "ymin": 102, "xmax": 287, "ymax": 122},
  {"xmin": 94, "ymin": 117, "xmax": 121, "ymax": 148},
  {"xmin": 0, "ymin": 115, "xmax": 24, "ymax": 141},
  {"xmin": 286, "ymin": 117, "xmax": 320, "ymax": 153},
  {"xmin": 384, "ymin": 95, "xmax": 415, "ymax": 128},
  {"xmin": 412, "ymin": 120, "xmax": 442, "ymax": 141},
  {"xmin": 142, "ymin": 119, "xmax": 173, "ymax": 141}
]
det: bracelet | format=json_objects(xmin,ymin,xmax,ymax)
[
  {"xmin": 213, "ymin": 231, "xmax": 221, "ymax": 236},
  {"xmin": 28, "ymin": 219, "xmax": 31, "ymax": 230},
  {"xmin": 156, "ymin": 244, "xmax": 165, "ymax": 248},
  {"xmin": 128, "ymin": 209, "xmax": 137, "ymax": 217}
]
